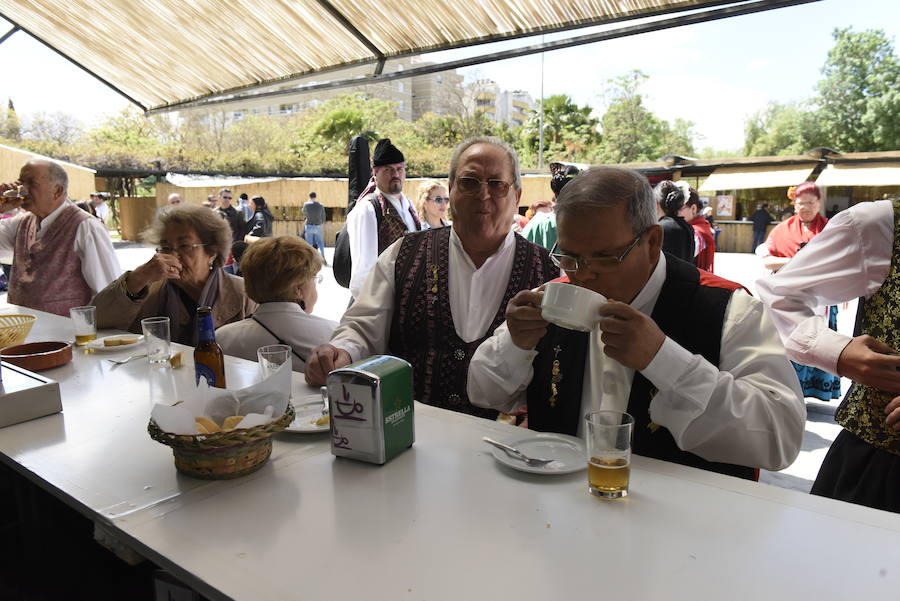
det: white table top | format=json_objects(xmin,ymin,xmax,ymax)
[{"xmin": 2, "ymin": 304, "xmax": 900, "ymax": 600}]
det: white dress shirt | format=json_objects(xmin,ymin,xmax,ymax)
[
  {"xmin": 468, "ymin": 254, "xmax": 806, "ymax": 471},
  {"xmin": 216, "ymin": 302, "xmax": 338, "ymax": 373},
  {"xmin": 0, "ymin": 200, "xmax": 121, "ymax": 294},
  {"xmin": 331, "ymin": 227, "xmax": 519, "ymax": 362},
  {"xmin": 346, "ymin": 189, "xmax": 418, "ymax": 297},
  {"xmin": 756, "ymin": 199, "xmax": 894, "ymax": 374}
]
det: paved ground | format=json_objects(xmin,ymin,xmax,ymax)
[{"xmin": 114, "ymin": 243, "xmax": 844, "ymax": 493}]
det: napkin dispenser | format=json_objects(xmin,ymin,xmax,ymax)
[
  {"xmin": 327, "ymin": 355, "xmax": 414, "ymax": 464},
  {"xmin": 0, "ymin": 361, "xmax": 62, "ymax": 428}
]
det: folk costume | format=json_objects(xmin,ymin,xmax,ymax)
[
  {"xmin": 758, "ymin": 199, "xmax": 900, "ymax": 512},
  {"xmin": 469, "ymin": 253, "xmax": 806, "ymax": 475},
  {"xmin": 689, "ymin": 214, "xmax": 715, "ymax": 273},
  {"xmin": 758, "ymin": 212, "xmax": 841, "ymax": 401},
  {"xmin": 659, "ymin": 215, "xmax": 695, "ymax": 263},
  {"xmin": 1, "ymin": 200, "xmax": 120, "ymax": 316},
  {"xmin": 330, "ymin": 227, "xmax": 557, "ymax": 418},
  {"xmin": 345, "ymin": 139, "xmax": 421, "ymax": 296}
]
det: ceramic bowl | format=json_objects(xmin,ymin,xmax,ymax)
[
  {"xmin": 0, "ymin": 341, "xmax": 73, "ymax": 371},
  {"xmin": 541, "ymin": 282, "xmax": 607, "ymax": 332}
]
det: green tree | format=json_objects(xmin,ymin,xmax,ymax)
[
  {"xmin": 743, "ymin": 101, "xmax": 825, "ymax": 156},
  {"xmin": 597, "ymin": 71, "xmax": 695, "ymax": 163},
  {"xmin": 521, "ymin": 94, "xmax": 600, "ymax": 165},
  {"xmin": 0, "ymin": 98, "xmax": 21, "ymax": 141},
  {"xmin": 816, "ymin": 27, "xmax": 900, "ymax": 151}
]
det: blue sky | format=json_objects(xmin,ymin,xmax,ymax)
[{"xmin": 1, "ymin": 0, "xmax": 899, "ymax": 151}]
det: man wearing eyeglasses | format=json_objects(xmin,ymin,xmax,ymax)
[
  {"xmin": 216, "ymin": 188, "xmax": 245, "ymax": 244},
  {"xmin": 0, "ymin": 159, "xmax": 121, "ymax": 316},
  {"xmin": 306, "ymin": 137, "xmax": 557, "ymax": 418},
  {"xmin": 468, "ymin": 166, "xmax": 805, "ymax": 478},
  {"xmin": 345, "ymin": 139, "xmax": 421, "ymax": 297}
]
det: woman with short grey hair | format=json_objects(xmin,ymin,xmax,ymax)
[{"xmin": 93, "ymin": 204, "xmax": 257, "ymax": 344}]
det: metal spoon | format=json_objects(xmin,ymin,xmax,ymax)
[{"xmin": 482, "ymin": 437, "xmax": 555, "ymax": 467}]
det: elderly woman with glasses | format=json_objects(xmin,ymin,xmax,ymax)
[
  {"xmin": 216, "ymin": 236, "xmax": 337, "ymax": 372},
  {"xmin": 414, "ymin": 180, "xmax": 451, "ymax": 229},
  {"xmin": 92, "ymin": 204, "xmax": 257, "ymax": 345}
]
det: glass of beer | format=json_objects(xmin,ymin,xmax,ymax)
[
  {"xmin": 141, "ymin": 316, "xmax": 171, "ymax": 363},
  {"xmin": 585, "ymin": 410, "xmax": 634, "ymax": 499},
  {"xmin": 69, "ymin": 305, "xmax": 97, "ymax": 345}
]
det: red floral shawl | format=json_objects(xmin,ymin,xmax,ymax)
[{"xmin": 689, "ymin": 216, "xmax": 716, "ymax": 273}]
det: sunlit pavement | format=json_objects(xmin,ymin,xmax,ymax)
[{"xmin": 115, "ymin": 242, "xmax": 841, "ymax": 493}]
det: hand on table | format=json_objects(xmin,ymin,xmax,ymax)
[
  {"xmin": 305, "ymin": 344, "xmax": 352, "ymax": 386},
  {"xmin": 836, "ymin": 335, "xmax": 900, "ymax": 394},
  {"xmin": 127, "ymin": 253, "xmax": 183, "ymax": 293},
  {"xmin": 598, "ymin": 300, "xmax": 665, "ymax": 371},
  {"xmin": 505, "ymin": 288, "xmax": 547, "ymax": 350}
]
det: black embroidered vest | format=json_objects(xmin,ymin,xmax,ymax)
[
  {"xmin": 835, "ymin": 197, "xmax": 900, "ymax": 455},
  {"xmin": 370, "ymin": 193, "xmax": 418, "ymax": 254},
  {"xmin": 389, "ymin": 227, "xmax": 557, "ymax": 418},
  {"xmin": 527, "ymin": 255, "xmax": 755, "ymax": 480}
]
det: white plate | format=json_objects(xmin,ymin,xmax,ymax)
[
  {"xmin": 487, "ymin": 432, "xmax": 586, "ymax": 475},
  {"xmin": 284, "ymin": 394, "xmax": 330, "ymax": 433},
  {"xmin": 86, "ymin": 334, "xmax": 144, "ymax": 352}
]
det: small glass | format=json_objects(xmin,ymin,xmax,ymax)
[
  {"xmin": 257, "ymin": 344, "xmax": 292, "ymax": 379},
  {"xmin": 69, "ymin": 306, "xmax": 97, "ymax": 345},
  {"xmin": 585, "ymin": 410, "xmax": 634, "ymax": 499},
  {"xmin": 141, "ymin": 317, "xmax": 171, "ymax": 364}
]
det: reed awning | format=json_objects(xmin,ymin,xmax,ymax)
[
  {"xmin": 698, "ymin": 164, "xmax": 817, "ymax": 191},
  {"xmin": 815, "ymin": 163, "xmax": 900, "ymax": 187},
  {"xmin": 0, "ymin": 0, "xmax": 820, "ymax": 112}
]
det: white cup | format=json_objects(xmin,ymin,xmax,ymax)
[{"xmin": 541, "ymin": 282, "xmax": 606, "ymax": 332}]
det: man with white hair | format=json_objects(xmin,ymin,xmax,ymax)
[
  {"xmin": 0, "ymin": 159, "xmax": 120, "ymax": 316},
  {"xmin": 167, "ymin": 192, "xmax": 183, "ymax": 206},
  {"xmin": 307, "ymin": 137, "xmax": 557, "ymax": 418}
]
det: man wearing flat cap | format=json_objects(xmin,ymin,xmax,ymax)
[{"xmin": 345, "ymin": 138, "xmax": 421, "ymax": 297}]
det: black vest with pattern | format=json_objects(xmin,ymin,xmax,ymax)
[
  {"xmin": 389, "ymin": 227, "xmax": 558, "ymax": 418},
  {"xmin": 526, "ymin": 255, "xmax": 755, "ymax": 480},
  {"xmin": 835, "ymin": 197, "xmax": 900, "ymax": 455}
]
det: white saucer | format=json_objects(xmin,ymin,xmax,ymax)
[
  {"xmin": 487, "ymin": 432, "xmax": 586, "ymax": 475},
  {"xmin": 284, "ymin": 394, "xmax": 330, "ymax": 433},
  {"xmin": 86, "ymin": 334, "xmax": 144, "ymax": 352}
]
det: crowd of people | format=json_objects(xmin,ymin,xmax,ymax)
[{"xmin": 1, "ymin": 141, "xmax": 898, "ymax": 516}]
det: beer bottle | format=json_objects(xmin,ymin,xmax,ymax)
[{"xmin": 194, "ymin": 306, "xmax": 226, "ymax": 388}]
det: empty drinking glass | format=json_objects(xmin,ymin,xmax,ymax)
[
  {"xmin": 257, "ymin": 344, "xmax": 292, "ymax": 379},
  {"xmin": 141, "ymin": 317, "xmax": 171, "ymax": 364}
]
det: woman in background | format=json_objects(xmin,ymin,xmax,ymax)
[
  {"xmin": 216, "ymin": 236, "xmax": 337, "ymax": 372},
  {"xmin": 243, "ymin": 195, "xmax": 274, "ymax": 242},
  {"xmin": 654, "ymin": 180, "xmax": 695, "ymax": 263},
  {"xmin": 678, "ymin": 183, "xmax": 715, "ymax": 272},
  {"xmin": 414, "ymin": 180, "xmax": 450, "ymax": 229}
]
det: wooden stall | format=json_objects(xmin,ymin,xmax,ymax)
[
  {"xmin": 0, "ymin": 143, "xmax": 96, "ymax": 200},
  {"xmin": 118, "ymin": 196, "xmax": 158, "ymax": 241}
]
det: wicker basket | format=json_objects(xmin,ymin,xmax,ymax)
[
  {"xmin": 148, "ymin": 404, "xmax": 295, "ymax": 480},
  {"xmin": 0, "ymin": 315, "xmax": 36, "ymax": 348}
]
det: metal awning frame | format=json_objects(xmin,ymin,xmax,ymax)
[{"xmin": 2, "ymin": 0, "xmax": 821, "ymax": 115}]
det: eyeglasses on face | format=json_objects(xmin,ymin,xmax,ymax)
[
  {"xmin": 550, "ymin": 230, "xmax": 646, "ymax": 272},
  {"xmin": 429, "ymin": 196, "xmax": 449, "ymax": 204},
  {"xmin": 455, "ymin": 176, "xmax": 512, "ymax": 198},
  {"xmin": 156, "ymin": 243, "xmax": 208, "ymax": 255},
  {"xmin": 312, "ymin": 273, "xmax": 323, "ymax": 284}
]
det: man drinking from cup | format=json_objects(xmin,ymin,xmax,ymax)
[
  {"xmin": 468, "ymin": 167, "xmax": 806, "ymax": 479},
  {"xmin": 0, "ymin": 159, "xmax": 120, "ymax": 316}
]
